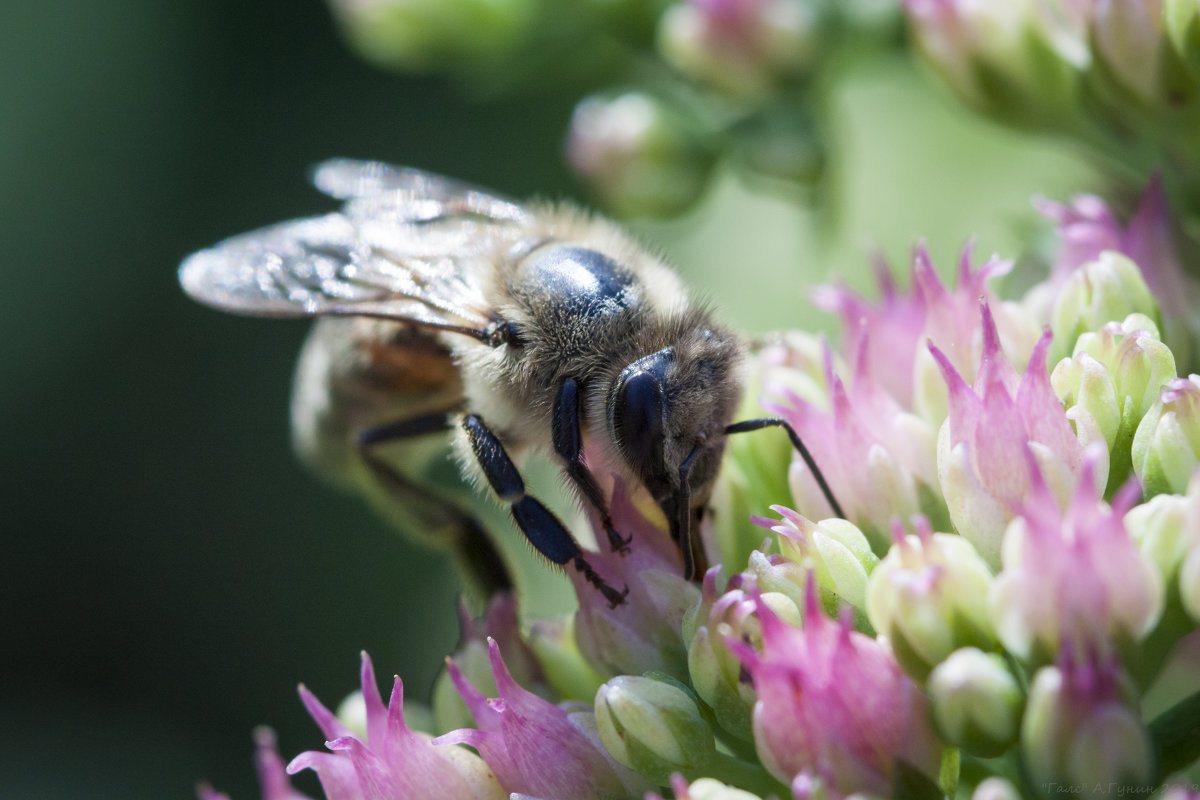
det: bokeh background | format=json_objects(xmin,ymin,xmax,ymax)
[{"xmin": 1, "ymin": 1, "xmax": 1099, "ymax": 797}]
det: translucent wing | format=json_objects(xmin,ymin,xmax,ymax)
[
  {"xmin": 179, "ymin": 175, "xmax": 526, "ymax": 337},
  {"xmin": 312, "ymin": 159, "xmax": 525, "ymax": 224}
]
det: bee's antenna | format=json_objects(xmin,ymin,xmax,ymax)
[{"xmin": 724, "ymin": 417, "xmax": 845, "ymax": 519}]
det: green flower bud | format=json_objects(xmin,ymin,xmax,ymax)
[
  {"xmin": 866, "ymin": 526, "xmax": 996, "ymax": 681},
  {"xmin": 670, "ymin": 777, "xmax": 767, "ymax": 800},
  {"xmin": 684, "ymin": 578, "xmax": 781, "ymax": 742},
  {"xmin": 327, "ymin": 0, "xmax": 538, "ymax": 72},
  {"xmin": 566, "ymin": 92, "xmax": 714, "ymax": 217},
  {"xmin": 1132, "ymin": 374, "xmax": 1200, "ymax": 496},
  {"xmin": 334, "ymin": 688, "xmax": 370, "ymax": 738},
  {"xmin": 1050, "ymin": 253, "xmax": 1161, "ymax": 364},
  {"xmin": 434, "ymin": 638, "xmax": 493, "ymax": 732},
  {"xmin": 595, "ymin": 674, "xmax": 716, "ymax": 784},
  {"xmin": 759, "ymin": 507, "xmax": 878, "ymax": 612},
  {"xmin": 928, "ymin": 648, "xmax": 1022, "ymax": 757},
  {"xmin": 973, "ymin": 777, "xmax": 1022, "ymax": 800},
  {"xmin": 1123, "ymin": 490, "xmax": 1192, "ymax": 587},
  {"xmin": 656, "ymin": 0, "xmax": 819, "ymax": 100},
  {"xmin": 1182, "ymin": 545, "xmax": 1200, "ymax": 621},
  {"xmin": 1051, "ymin": 314, "xmax": 1177, "ymax": 492},
  {"xmin": 1089, "ymin": 0, "xmax": 1196, "ymax": 111},
  {"xmin": 904, "ymin": 0, "xmax": 1087, "ymax": 131},
  {"xmin": 525, "ymin": 617, "xmax": 607, "ymax": 704}
]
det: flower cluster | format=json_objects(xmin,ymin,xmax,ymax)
[
  {"xmin": 904, "ymin": 0, "xmax": 1200, "ymax": 210},
  {"xmin": 323, "ymin": 0, "xmax": 903, "ymax": 216},
  {"xmin": 203, "ymin": 175, "xmax": 1200, "ymax": 800}
]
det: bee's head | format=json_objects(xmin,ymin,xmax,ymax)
[{"xmin": 606, "ymin": 323, "xmax": 744, "ymax": 578}]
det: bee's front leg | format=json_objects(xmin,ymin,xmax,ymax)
[
  {"xmin": 461, "ymin": 413, "xmax": 628, "ymax": 608},
  {"xmin": 551, "ymin": 377, "xmax": 632, "ymax": 555}
]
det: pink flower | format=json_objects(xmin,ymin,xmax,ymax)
[
  {"xmin": 769, "ymin": 355, "xmax": 926, "ymax": 543},
  {"xmin": 435, "ymin": 639, "xmax": 648, "ymax": 800},
  {"xmin": 816, "ymin": 242, "xmax": 1041, "ymax": 438},
  {"xmin": 1021, "ymin": 645, "xmax": 1154, "ymax": 788},
  {"xmin": 932, "ymin": 302, "xmax": 1084, "ymax": 565},
  {"xmin": 1035, "ymin": 176, "xmax": 1192, "ymax": 321},
  {"xmin": 657, "ymin": 0, "xmax": 819, "ymax": 100},
  {"xmin": 571, "ymin": 477, "xmax": 701, "ymax": 678},
  {"xmin": 729, "ymin": 575, "xmax": 943, "ymax": 795},
  {"xmin": 198, "ymin": 728, "xmax": 314, "ymax": 800},
  {"xmin": 815, "ymin": 242, "xmax": 1020, "ymax": 411},
  {"xmin": 990, "ymin": 451, "xmax": 1163, "ymax": 663},
  {"xmin": 684, "ymin": 567, "xmax": 767, "ymax": 743},
  {"xmin": 287, "ymin": 653, "xmax": 505, "ymax": 800}
]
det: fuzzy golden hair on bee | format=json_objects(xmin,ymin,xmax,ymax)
[{"xmin": 181, "ymin": 159, "xmax": 841, "ymax": 602}]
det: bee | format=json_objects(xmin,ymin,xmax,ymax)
[{"xmin": 180, "ymin": 160, "xmax": 841, "ymax": 606}]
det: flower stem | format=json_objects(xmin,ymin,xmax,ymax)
[{"xmin": 691, "ymin": 752, "xmax": 788, "ymax": 799}]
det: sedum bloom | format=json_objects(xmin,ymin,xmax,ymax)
[
  {"xmin": 565, "ymin": 92, "xmax": 714, "ymax": 217},
  {"xmin": 1048, "ymin": 251, "xmax": 1162, "ymax": 364},
  {"xmin": 325, "ymin": 0, "xmax": 539, "ymax": 72},
  {"xmin": 1132, "ymin": 374, "xmax": 1200, "ymax": 496},
  {"xmin": 1087, "ymin": 0, "xmax": 1180, "ymax": 108},
  {"xmin": 432, "ymin": 593, "xmax": 554, "ymax": 732},
  {"xmin": 865, "ymin": 518, "xmax": 997, "ymax": 681},
  {"xmin": 815, "ymin": 242, "xmax": 1038, "ymax": 421},
  {"xmin": 436, "ymin": 638, "xmax": 648, "ymax": 799},
  {"xmin": 901, "ymin": 0, "xmax": 1086, "ymax": 129},
  {"xmin": 972, "ymin": 777, "xmax": 1021, "ymax": 800},
  {"xmin": 927, "ymin": 647, "xmax": 1023, "ymax": 757},
  {"xmin": 1034, "ymin": 177, "xmax": 1193, "ymax": 328},
  {"xmin": 1021, "ymin": 647, "xmax": 1155, "ymax": 795},
  {"xmin": 570, "ymin": 479, "xmax": 701, "ymax": 679},
  {"xmin": 1050, "ymin": 313, "xmax": 1177, "ymax": 494},
  {"xmin": 683, "ymin": 569, "xmax": 779, "ymax": 743},
  {"xmin": 648, "ymin": 774, "xmax": 766, "ymax": 800},
  {"xmin": 903, "ymin": 0, "xmax": 1200, "ymax": 185},
  {"xmin": 770, "ymin": 356, "xmax": 927, "ymax": 545},
  {"xmin": 933, "ymin": 303, "xmax": 1084, "ymax": 565},
  {"xmin": 729, "ymin": 575, "xmax": 944, "ymax": 796},
  {"xmin": 594, "ymin": 674, "xmax": 716, "ymax": 784},
  {"xmin": 288, "ymin": 653, "xmax": 505, "ymax": 800},
  {"xmin": 657, "ymin": 0, "xmax": 820, "ymax": 100},
  {"xmin": 1184, "ymin": 539, "xmax": 1200, "ymax": 622},
  {"xmin": 753, "ymin": 505, "xmax": 878, "ymax": 613},
  {"xmin": 1123, "ymin": 470, "xmax": 1200, "ymax": 623},
  {"xmin": 990, "ymin": 451, "xmax": 1163, "ymax": 664}
]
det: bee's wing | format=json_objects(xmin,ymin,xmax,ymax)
[
  {"xmin": 179, "ymin": 207, "xmax": 519, "ymax": 336},
  {"xmin": 312, "ymin": 159, "xmax": 525, "ymax": 223}
]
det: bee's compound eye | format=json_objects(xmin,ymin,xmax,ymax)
[{"xmin": 611, "ymin": 348, "xmax": 673, "ymax": 493}]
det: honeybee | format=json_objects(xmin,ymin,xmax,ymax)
[{"xmin": 180, "ymin": 160, "xmax": 840, "ymax": 606}]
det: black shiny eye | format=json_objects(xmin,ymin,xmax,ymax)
[{"xmin": 610, "ymin": 348, "xmax": 674, "ymax": 495}]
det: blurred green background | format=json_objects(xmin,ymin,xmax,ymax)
[{"xmin": 0, "ymin": 1, "xmax": 1098, "ymax": 798}]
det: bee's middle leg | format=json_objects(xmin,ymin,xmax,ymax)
[
  {"xmin": 461, "ymin": 413, "xmax": 628, "ymax": 608},
  {"xmin": 552, "ymin": 377, "xmax": 632, "ymax": 554}
]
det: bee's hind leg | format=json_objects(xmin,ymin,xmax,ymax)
[
  {"xmin": 357, "ymin": 412, "xmax": 512, "ymax": 599},
  {"xmin": 552, "ymin": 377, "xmax": 632, "ymax": 555},
  {"xmin": 461, "ymin": 413, "xmax": 628, "ymax": 608}
]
